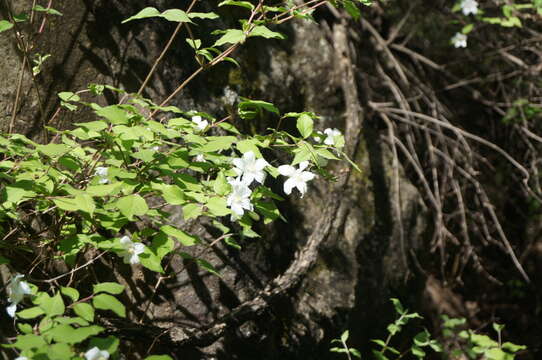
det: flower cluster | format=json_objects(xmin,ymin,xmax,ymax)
[
  {"xmin": 452, "ymin": 33, "xmax": 467, "ymax": 48},
  {"xmin": 94, "ymin": 166, "xmax": 109, "ymax": 184},
  {"xmin": 227, "ymin": 151, "xmax": 268, "ymax": 219},
  {"xmin": 85, "ymin": 347, "xmax": 110, "ymax": 360},
  {"xmin": 192, "ymin": 115, "xmax": 208, "ymax": 131},
  {"xmin": 461, "ymin": 0, "xmax": 478, "ymax": 16},
  {"xmin": 226, "ymin": 151, "xmax": 319, "ymax": 219},
  {"xmin": 315, "ymin": 127, "xmax": 343, "ymax": 147},
  {"xmin": 278, "ymin": 161, "xmax": 316, "ymax": 198},
  {"xmin": 6, "ymin": 274, "xmax": 31, "ymax": 317}
]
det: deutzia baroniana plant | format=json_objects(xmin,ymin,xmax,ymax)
[{"xmin": 0, "ymin": 1, "xmax": 362, "ymax": 359}]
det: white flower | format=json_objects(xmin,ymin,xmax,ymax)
[
  {"xmin": 195, "ymin": 154, "xmax": 205, "ymax": 162},
  {"xmin": 461, "ymin": 0, "xmax": 478, "ymax": 15},
  {"xmin": 323, "ymin": 128, "xmax": 342, "ymax": 146},
  {"xmin": 119, "ymin": 236, "xmax": 145, "ymax": 265},
  {"xmin": 94, "ymin": 166, "xmax": 109, "ymax": 184},
  {"xmin": 452, "ymin": 33, "xmax": 467, "ymax": 48},
  {"xmin": 6, "ymin": 274, "xmax": 32, "ymax": 318},
  {"xmin": 15, "ymin": 357, "xmax": 28, "ymax": 360},
  {"xmin": 192, "ymin": 115, "xmax": 208, "ymax": 131},
  {"xmin": 152, "ymin": 146, "xmax": 160, "ymax": 151},
  {"xmin": 277, "ymin": 161, "xmax": 316, "ymax": 198},
  {"xmin": 226, "ymin": 177, "xmax": 253, "ymax": 219},
  {"xmin": 313, "ymin": 130, "xmax": 323, "ymax": 143},
  {"xmin": 232, "ymin": 151, "xmax": 269, "ymax": 185},
  {"xmin": 84, "ymin": 347, "xmax": 110, "ymax": 360}
]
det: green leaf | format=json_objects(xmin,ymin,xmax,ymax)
[
  {"xmin": 93, "ymin": 294, "xmax": 126, "ymax": 318},
  {"xmin": 390, "ymin": 298, "xmax": 405, "ymax": 314},
  {"xmin": 343, "ymin": 0, "xmax": 361, "ymax": 20},
  {"xmin": 10, "ymin": 334, "xmax": 47, "ymax": 351},
  {"xmin": 186, "ymin": 38, "xmax": 202, "ymax": 49},
  {"xmin": 145, "ymin": 356, "xmax": 174, "ymax": 360},
  {"xmin": 122, "ymin": 7, "xmax": 161, "ymax": 23},
  {"xmin": 341, "ymin": 330, "xmax": 350, "ymax": 342},
  {"xmin": 214, "ymin": 29, "xmax": 246, "ymax": 47},
  {"xmin": 218, "ymin": 0, "xmax": 255, "ymax": 10},
  {"xmin": 94, "ymin": 105, "xmax": 129, "ymax": 124},
  {"xmin": 492, "ymin": 323, "xmax": 504, "ymax": 333},
  {"xmin": 292, "ymin": 142, "xmax": 316, "ymax": 165},
  {"xmin": 296, "ymin": 113, "xmax": 313, "ymax": 138},
  {"xmin": 160, "ymin": 225, "xmax": 200, "ymax": 246},
  {"xmin": 73, "ymin": 303, "xmax": 95, "ymax": 322},
  {"xmin": 350, "ymin": 348, "xmax": 362, "ymax": 358},
  {"xmin": 93, "ymin": 282, "xmax": 125, "ymax": 295},
  {"xmin": 39, "ymin": 292, "xmax": 65, "ymax": 317},
  {"xmin": 200, "ymin": 136, "xmax": 237, "ymax": 152},
  {"xmin": 140, "ymin": 249, "xmax": 164, "ymax": 273},
  {"xmin": 236, "ymin": 139, "xmax": 263, "ymax": 157},
  {"xmin": 151, "ymin": 232, "xmax": 175, "ymax": 258},
  {"xmin": 212, "ymin": 172, "xmax": 230, "ymax": 196},
  {"xmin": 48, "ymin": 324, "xmax": 104, "ymax": 344},
  {"xmin": 501, "ymin": 342, "xmax": 526, "ymax": 353},
  {"xmin": 18, "ymin": 323, "xmax": 33, "ymax": 334},
  {"xmin": 74, "ymin": 120, "xmax": 108, "ymax": 132},
  {"xmin": 161, "ymin": 9, "xmax": 193, "ymax": 23},
  {"xmin": 161, "ymin": 185, "xmax": 186, "ymax": 205},
  {"xmin": 249, "ymin": 25, "xmax": 285, "ymax": 39},
  {"xmin": 33, "ymin": 5, "xmax": 63, "ymax": 16},
  {"xmin": 37, "ymin": 143, "xmax": 70, "ymax": 157},
  {"xmin": 206, "ymin": 197, "xmax": 231, "ymax": 216},
  {"xmin": 411, "ymin": 345, "xmax": 426, "ymax": 358},
  {"xmin": 86, "ymin": 183, "xmax": 121, "ymax": 197},
  {"xmin": 196, "ymin": 258, "xmax": 221, "ymax": 276},
  {"xmin": 316, "ymin": 148, "xmax": 340, "ymax": 160},
  {"xmin": 60, "ymin": 287, "xmax": 80, "ymax": 302},
  {"xmin": 76, "ymin": 194, "xmax": 96, "ymax": 215},
  {"xmin": 58, "ymin": 91, "xmax": 80, "ymax": 102},
  {"xmin": 0, "ymin": 256, "xmax": 10, "ymax": 265},
  {"xmin": 182, "ymin": 203, "xmax": 203, "ymax": 219},
  {"xmin": 115, "ymin": 194, "xmax": 148, "ymax": 220},
  {"xmin": 0, "ymin": 20, "xmax": 14, "ymax": 33},
  {"xmin": 188, "ymin": 12, "xmax": 219, "ymax": 19},
  {"xmin": 462, "ymin": 23, "xmax": 474, "ymax": 34},
  {"xmin": 238, "ymin": 98, "xmax": 279, "ymax": 120},
  {"xmin": 17, "ymin": 306, "xmax": 45, "ymax": 319}
]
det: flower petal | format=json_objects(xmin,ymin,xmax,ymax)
[
  {"xmin": 119, "ymin": 236, "xmax": 132, "ymax": 247},
  {"xmin": 243, "ymin": 151, "xmax": 255, "ymax": 162},
  {"xmin": 133, "ymin": 243, "xmax": 146, "ymax": 255},
  {"xmin": 129, "ymin": 253, "xmax": 140, "ymax": 265},
  {"xmin": 283, "ymin": 178, "xmax": 295, "ymax": 195},
  {"xmin": 298, "ymin": 161, "xmax": 309, "ymax": 171},
  {"xmin": 278, "ymin": 165, "xmax": 295, "ymax": 176},
  {"xmin": 6, "ymin": 303, "xmax": 17, "ymax": 317},
  {"xmin": 255, "ymin": 158, "xmax": 269, "ymax": 170},
  {"xmin": 232, "ymin": 158, "xmax": 244, "ymax": 170},
  {"xmin": 301, "ymin": 171, "xmax": 315, "ymax": 182}
]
